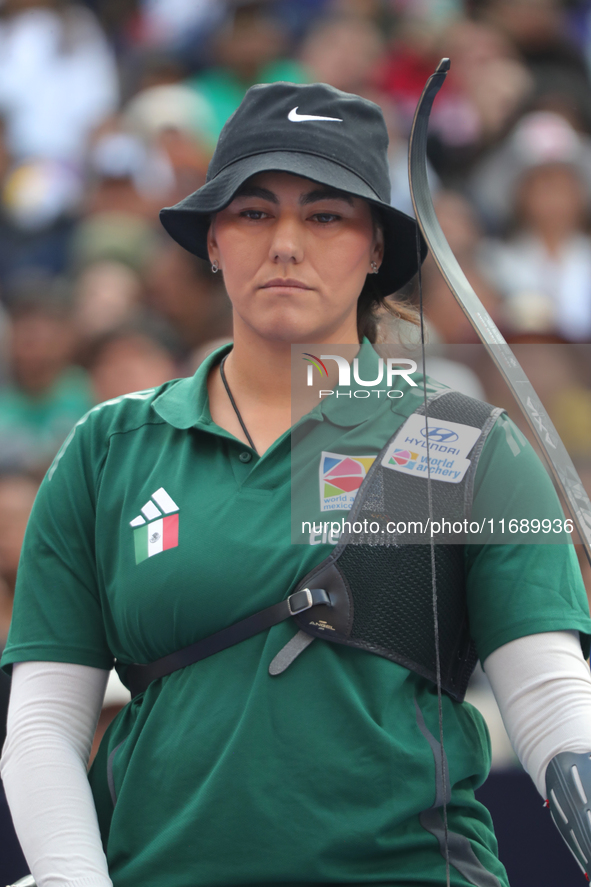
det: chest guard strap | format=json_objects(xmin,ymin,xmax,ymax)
[{"xmin": 272, "ymin": 389, "xmax": 503, "ymax": 702}]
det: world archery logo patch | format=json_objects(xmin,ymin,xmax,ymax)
[
  {"xmin": 130, "ymin": 487, "xmax": 179, "ymax": 564},
  {"xmin": 387, "ymin": 448, "xmax": 419, "ymax": 469},
  {"xmin": 320, "ymin": 452, "xmax": 375, "ymax": 512},
  {"xmin": 381, "ymin": 415, "xmax": 482, "ymax": 484}
]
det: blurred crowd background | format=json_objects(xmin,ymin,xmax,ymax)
[{"xmin": 0, "ymin": 0, "xmax": 591, "ymax": 882}]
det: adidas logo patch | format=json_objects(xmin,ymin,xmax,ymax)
[{"xmin": 130, "ymin": 487, "xmax": 179, "ymax": 564}]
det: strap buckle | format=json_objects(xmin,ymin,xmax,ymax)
[{"xmin": 287, "ymin": 588, "xmax": 314, "ymax": 615}]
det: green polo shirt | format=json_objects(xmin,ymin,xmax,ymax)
[{"xmin": 3, "ymin": 343, "xmax": 590, "ymax": 887}]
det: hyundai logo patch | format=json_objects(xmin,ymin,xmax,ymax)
[{"xmin": 420, "ymin": 427, "xmax": 459, "ymax": 443}]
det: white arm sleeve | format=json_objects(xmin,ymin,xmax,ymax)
[
  {"xmin": 483, "ymin": 630, "xmax": 591, "ymax": 797},
  {"xmin": 0, "ymin": 661, "xmax": 114, "ymax": 887}
]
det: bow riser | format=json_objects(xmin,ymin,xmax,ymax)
[{"xmin": 408, "ymin": 58, "xmax": 591, "ymax": 561}]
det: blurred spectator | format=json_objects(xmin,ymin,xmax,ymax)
[
  {"xmin": 422, "ymin": 190, "xmax": 503, "ymax": 343},
  {"xmin": 124, "ymin": 82, "xmax": 217, "ymax": 152},
  {"xmin": 358, "ymin": 88, "xmax": 441, "ymax": 216},
  {"xmin": 479, "ymin": 0, "xmax": 590, "ymax": 82},
  {"xmin": 122, "ymin": 83, "xmax": 216, "ymax": 205},
  {"xmin": 87, "ymin": 130, "xmax": 175, "ymax": 210},
  {"xmin": 2, "ymin": 158, "xmax": 83, "ymax": 232},
  {"xmin": 146, "ymin": 241, "xmax": 232, "ymax": 353},
  {"xmin": 125, "ymin": 84, "xmax": 213, "ymax": 142},
  {"xmin": 72, "ymin": 260, "xmax": 145, "ymax": 342},
  {"xmin": 68, "ymin": 140, "xmax": 163, "ymax": 330},
  {"xmin": 147, "ymin": 126, "xmax": 209, "ymax": 206},
  {"xmin": 123, "ymin": 86, "xmax": 214, "ymax": 203},
  {"xmin": 432, "ymin": 189, "xmax": 484, "ymax": 264},
  {"xmin": 270, "ymin": 0, "xmax": 333, "ymax": 42},
  {"xmin": 0, "ymin": 0, "xmax": 119, "ymax": 285},
  {"xmin": 0, "ymin": 472, "xmax": 38, "ymax": 598},
  {"xmin": 526, "ymin": 67, "xmax": 591, "ymax": 134},
  {"xmin": 135, "ymin": 0, "xmax": 226, "ymax": 55},
  {"xmin": 0, "ymin": 117, "xmax": 10, "ymax": 187},
  {"xmin": 477, "ymin": 113, "xmax": 591, "ymax": 341},
  {"xmin": 0, "ymin": 282, "xmax": 93, "ymax": 475},
  {"xmin": 0, "ymin": 570, "xmax": 12, "ymax": 756},
  {"xmin": 437, "ymin": 19, "xmax": 532, "ymax": 144},
  {"xmin": 421, "ymin": 257, "xmax": 502, "ymax": 344},
  {"xmin": 299, "ymin": 13, "xmax": 385, "ymax": 95},
  {"xmin": 390, "ymin": 122, "xmax": 440, "ymax": 216},
  {"xmin": 79, "ymin": 125, "xmax": 179, "ymax": 225},
  {"xmin": 0, "ymin": 0, "xmax": 119, "ymax": 163},
  {"xmin": 378, "ymin": 15, "xmax": 532, "ymax": 180},
  {"xmin": 123, "ymin": 49, "xmax": 189, "ymax": 99},
  {"xmin": 70, "ymin": 211, "xmax": 160, "ymax": 274},
  {"xmin": 376, "ymin": 10, "xmax": 439, "ymax": 129},
  {"xmin": 87, "ymin": 325, "xmax": 178, "ymax": 403},
  {"xmin": 186, "ymin": 3, "xmax": 308, "ymax": 141},
  {"xmin": 0, "ymin": 146, "xmax": 82, "ymax": 285},
  {"xmin": 552, "ymin": 385, "xmax": 591, "ymax": 461},
  {"xmin": 0, "ymin": 301, "xmax": 10, "ymax": 385},
  {"xmin": 470, "ymin": 110, "xmax": 591, "ymax": 226},
  {"xmin": 0, "ymin": 472, "xmax": 38, "ymax": 747},
  {"xmin": 476, "ymin": 342, "xmax": 591, "ymax": 466}
]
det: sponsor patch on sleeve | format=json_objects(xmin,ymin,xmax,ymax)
[{"xmin": 381, "ymin": 415, "xmax": 482, "ymax": 484}]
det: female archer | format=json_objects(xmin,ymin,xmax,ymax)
[{"xmin": 2, "ymin": 81, "xmax": 591, "ymax": 887}]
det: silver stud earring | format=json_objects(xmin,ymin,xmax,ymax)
[
  {"xmin": 211, "ymin": 260, "xmax": 219, "ymax": 273},
  {"xmin": 370, "ymin": 261, "xmax": 379, "ymax": 274}
]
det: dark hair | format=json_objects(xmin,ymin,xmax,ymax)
[{"xmin": 357, "ymin": 206, "xmax": 419, "ymax": 343}]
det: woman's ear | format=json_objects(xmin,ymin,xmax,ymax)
[
  {"xmin": 206, "ymin": 215, "xmax": 219, "ymax": 266},
  {"xmin": 372, "ymin": 224, "xmax": 385, "ymax": 268}
]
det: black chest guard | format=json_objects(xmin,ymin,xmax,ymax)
[{"xmin": 274, "ymin": 389, "xmax": 504, "ymax": 702}]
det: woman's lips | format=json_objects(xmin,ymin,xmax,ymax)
[{"xmin": 260, "ymin": 278, "xmax": 312, "ymax": 289}]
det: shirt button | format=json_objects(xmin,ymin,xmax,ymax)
[{"xmin": 239, "ymin": 451, "xmax": 252, "ymax": 463}]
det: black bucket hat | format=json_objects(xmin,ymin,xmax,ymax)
[{"xmin": 160, "ymin": 81, "xmax": 427, "ymax": 296}]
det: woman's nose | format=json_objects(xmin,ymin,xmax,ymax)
[{"xmin": 268, "ymin": 214, "xmax": 305, "ymax": 265}]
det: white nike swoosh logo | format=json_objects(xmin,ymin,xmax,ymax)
[{"xmin": 288, "ymin": 107, "xmax": 343, "ymax": 123}]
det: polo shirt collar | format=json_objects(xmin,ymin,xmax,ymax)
[{"xmin": 153, "ymin": 342, "xmax": 233, "ymax": 430}]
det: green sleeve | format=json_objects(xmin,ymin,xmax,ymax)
[
  {"xmin": 466, "ymin": 413, "xmax": 591, "ymax": 664},
  {"xmin": 1, "ymin": 414, "xmax": 114, "ymax": 673}
]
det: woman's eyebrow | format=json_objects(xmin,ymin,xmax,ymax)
[
  {"xmin": 233, "ymin": 186, "xmax": 278, "ymax": 203},
  {"xmin": 300, "ymin": 188, "xmax": 354, "ymax": 206}
]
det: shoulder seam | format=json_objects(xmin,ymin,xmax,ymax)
[
  {"xmin": 48, "ymin": 389, "xmax": 158, "ymax": 481},
  {"xmin": 94, "ymin": 419, "xmax": 168, "ymax": 497}
]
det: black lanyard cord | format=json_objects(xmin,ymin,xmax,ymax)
[{"xmin": 219, "ymin": 354, "xmax": 258, "ymax": 453}]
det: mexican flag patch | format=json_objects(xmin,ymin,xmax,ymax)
[
  {"xmin": 130, "ymin": 487, "xmax": 179, "ymax": 564},
  {"xmin": 134, "ymin": 514, "xmax": 179, "ymax": 564}
]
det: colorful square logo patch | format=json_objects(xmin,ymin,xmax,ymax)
[{"xmin": 320, "ymin": 452, "xmax": 375, "ymax": 512}]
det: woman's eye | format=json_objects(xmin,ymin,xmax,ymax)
[
  {"xmin": 312, "ymin": 213, "xmax": 340, "ymax": 223},
  {"xmin": 240, "ymin": 209, "xmax": 268, "ymax": 220}
]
